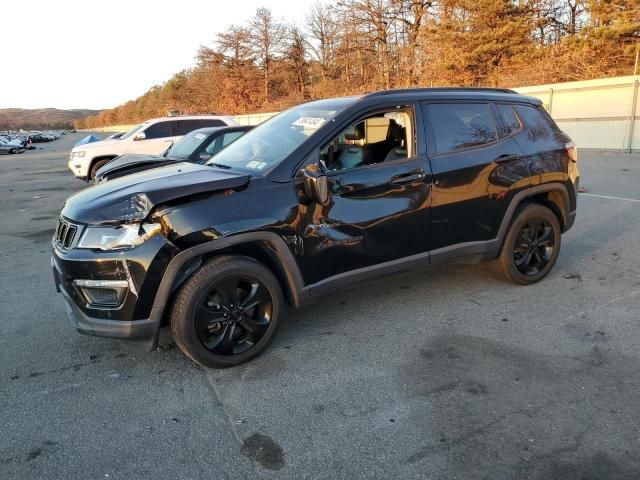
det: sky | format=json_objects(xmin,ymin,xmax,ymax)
[{"xmin": 0, "ymin": 0, "xmax": 313, "ymax": 110}]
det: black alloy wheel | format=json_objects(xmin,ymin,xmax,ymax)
[
  {"xmin": 491, "ymin": 203, "xmax": 561, "ymax": 285},
  {"xmin": 513, "ymin": 218, "xmax": 555, "ymax": 276},
  {"xmin": 194, "ymin": 276, "xmax": 273, "ymax": 355},
  {"xmin": 170, "ymin": 255, "xmax": 283, "ymax": 368}
]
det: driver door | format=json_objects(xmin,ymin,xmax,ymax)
[{"xmin": 295, "ymin": 106, "xmax": 432, "ymax": 287}]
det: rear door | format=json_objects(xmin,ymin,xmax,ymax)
[{"xmin": 422, "ymin": 101, "xmax": 528, "ymax": 253}]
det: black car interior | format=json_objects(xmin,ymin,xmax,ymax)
[{"xmin": 322, "ymin": 112, "xmax": 409, "ymax": 171}]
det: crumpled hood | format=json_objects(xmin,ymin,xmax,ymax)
[{"xmin": 62, "ymin": 162, "xmax": 250, "ymax": 224}]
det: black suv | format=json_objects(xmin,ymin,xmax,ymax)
[{"xmin": 52, "ymin": 88, "xmax": 579, "ymax": 367}]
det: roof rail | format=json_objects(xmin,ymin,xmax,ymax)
[{"xmin": 363, "ymin": 87, "xmax": 518, "ymax": 97}]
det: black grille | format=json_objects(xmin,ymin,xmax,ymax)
[{"xmin": 54, "ymin": 218, "xmax": 78, "ymax": 250}]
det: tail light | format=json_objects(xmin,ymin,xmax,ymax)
[{"xmin": 565, "ymin": 142, "xmax": 577, "ymax": 162}]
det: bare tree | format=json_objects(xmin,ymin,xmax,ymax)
[
  {"xmin": 306, "ymin": 2, "xmax": 340, "ymax": 79},
  {"xmin": 250, "ymin": 7, "xmax": 288, "ymax": 103},
  {"xmin": 217, "ymin": 25, "xmax": 253, "ymax": 68},
  {"xmin": 287, "ymin": 25, "xmax": 309, "ymax": 96},
  {"xmin": 392, "ymin": 0, "xmax": 435, "ymax": 85},
  {"xmin": 80, "ymin": 0, "xmax": 640, "ymax": 127},
  {"xmin": 339, "ymin": 0, "xmax": 398, "ymax": 89}
]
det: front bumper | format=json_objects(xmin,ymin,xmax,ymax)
[
  {"xmin": 52, "ymin": 234, "xmax": 180, "ymax": 350},
  {"xmin": 55, "ymin": 273, "xmax": 159, "ymax": 350},
  {"xmin": 68, "ymin": 156, "xmax": 89, "ymax": 180}
]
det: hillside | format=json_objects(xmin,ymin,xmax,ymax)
[{"xmin": 0, "ymin": 108, "xmax": 102, "ymax": 130}]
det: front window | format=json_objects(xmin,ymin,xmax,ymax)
[
  {"xmin": 144, "ymin": 121, "xmax": 175, "ymax": 139},
  {"xmin": 207, "ymin": 106, "xmax": 339, "ymax": 173},
  {"xmin": 320, "ymin": 110, "xmax": 413, "ymax": 172},
  {"xmin": 167, "ymin": 129, "xmax": 212, "ymax": 159},
  {"xmin": 119, "ymin": 124, "xmax": 145, "ymax": 140}
]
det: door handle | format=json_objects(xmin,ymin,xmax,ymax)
[
  {"xmin": 494, "ymin": 154, "xmax": 519, "ymax": 164},
  {"xmin": 390, "ymin": 169, "xmax": 425, "ymax": 185}
]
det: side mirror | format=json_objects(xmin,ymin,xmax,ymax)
[
  {"xmin": 302, "ymin": 163, "xmax": 330, "ymax": 206},
  {"xmin": 133, "ymin": 132, "xmax": 146, "ymax": 141}
]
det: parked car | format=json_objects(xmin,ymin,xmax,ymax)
[
  {"xmin": 67, "ymin": 115, "xmax": 239, "ymax": 181},
  {"xmin": 0, "ymin": 138, "xmax": 24, "ymax": 154},
  {"xmin": 94, "ymin": 125, "xmax": 252, "ymax": 182},
  {"xmin": 52, "ymin": 88, "xmax": 579, "ymax": 368},
  {"xmin": 31, "ymin": 132, "xmax": 59, "ymax": 142}
]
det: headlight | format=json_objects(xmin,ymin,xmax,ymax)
[
  {"xmin": 73, "ymin": 151, "xmax": 86, "ymax": 157},
  {"xmin": 78, "ymin": 223, "xmax": 162, "ymax": 251},
  {"xmin": 101, "ymin": 193, "xmax": 153, "ymax": 222}
]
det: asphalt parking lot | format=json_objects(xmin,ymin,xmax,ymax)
[{"xmin": 1, "ymin": 133, "xmax": 639, "ymax": 479}]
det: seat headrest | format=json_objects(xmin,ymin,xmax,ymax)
[
  {"xmin": 344, "ymin": 122, "xmax": 365, "ymax": 141},
  {"xmin": 387, "ymin": 119, "xmax": 405, "ymax": 142}
]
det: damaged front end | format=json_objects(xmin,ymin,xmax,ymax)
[{"xmin": 51, "ymin": 162, "xmax": 251, "ymax": 349}]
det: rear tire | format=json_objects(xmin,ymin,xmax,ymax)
[
  {"xmin": 491, "ymin": 203, "xmax": 561, "ymax": 285},
  {"xmin": 170, "ymin": 255, "xmax": 283, "ymax": 368}
]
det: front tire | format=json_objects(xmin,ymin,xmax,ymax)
[
  {"xmin": 89, "ymin": 159, "xmax": 110, "ymax": 181},
  {"xmin": 492, "ymin": 203, "xmax": 561, "ymax": 285},
  {"xmin": 170, "ymin": 255, "xmax": 283, "ymax": 368}
]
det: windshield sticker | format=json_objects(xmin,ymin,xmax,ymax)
[
  {"xmin": 246, "ymin": 160, "xmax": 261, "ymax": 169},
  {"xmin": 292, "ymin": 117, "xmax": 325, "ymax": 129},
  {"xmin": 256, "ymin": 162, "xmax": 267, "ymax": 170},
  {"xmin": 194, "ymin": 133, "xmax": 206, "ymax": 140}
]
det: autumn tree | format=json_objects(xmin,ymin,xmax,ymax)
[
  {"xmin": 250, "ymin": 7, "xmax": 288, "ymax": 103},
  {"xmin": 78, "ymin": 1, "xmax": 639, "ymax": 128}
]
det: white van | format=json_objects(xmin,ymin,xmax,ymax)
[{"xmin": 68, "ymin": 115, "xmax": 238, "ymax": 181}]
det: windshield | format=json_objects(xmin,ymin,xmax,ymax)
[
  {"xmin": 207, "ymin": 106, "xmax": 338, "ymax": 173},
  {"xmin": 167, "ymin": 129, "xmax": 212, "ymax": 159},
  {"xmin": 119, "ymin": 124, "xmax": 145, "ymax": 140}
]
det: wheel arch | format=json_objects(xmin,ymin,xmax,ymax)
[
  {"xmin": 89, "ymin": 155, "xmax": 117, "ymax": 174},
  {"xmin": 150, "ymin": 232, "xmax": 306, "ymax": 332},
  {"xmin": 531, "ymin": 190, "xmax": 569, "ymax": 231},
  {"xmin": 499, "ymin": 183, "xmax": 570, "ymax": 242}
]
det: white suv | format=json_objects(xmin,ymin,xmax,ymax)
[{"xmin": 68, "ymin": 115, "xmax": 238, "ymax": 181}]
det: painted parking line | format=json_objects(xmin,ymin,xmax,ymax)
[{"xmin": 579, "ymin": 193, "xmax": 640, "ymax": 203}]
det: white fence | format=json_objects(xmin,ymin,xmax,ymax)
[
  {"xmin": 514, "ymin": 76, "xmax": 639, "ymax": 152},
  {"xmin": 234, "ymin": 111, "xmax": 279, "ymax": 126}
]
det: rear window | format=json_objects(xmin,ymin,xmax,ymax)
[
  {"xmin": 425, "ymin": 103, "xmax": 497, "ymax": 155},
  {"xmin": 176, "ymin": 120, "xmax": 204, "ymax": 135},
  {"xmin": 496, "ymin": 104, "xmax": 521, "ymax": 138},
  {"xmin": 513, "ymin": 105, "xmax": 557, "ymax": 139}
]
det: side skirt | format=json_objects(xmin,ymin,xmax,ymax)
[{"xmin": 300, "ymin": 239, "xmax": 500, "ymax": 304}]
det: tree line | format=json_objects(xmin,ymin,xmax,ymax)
[{"xmin": 75, "ymin": 0, "xmax": 639, "ymax": 129}]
